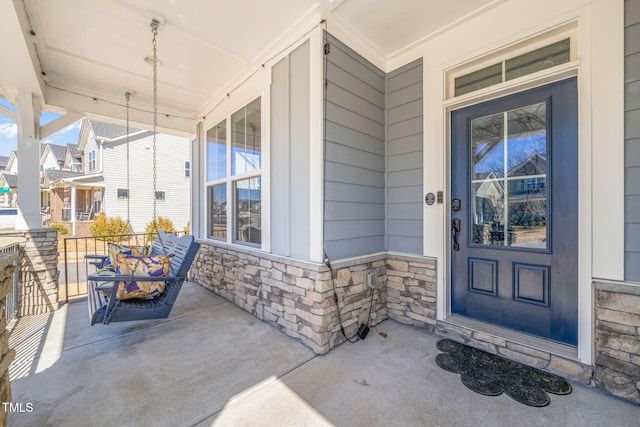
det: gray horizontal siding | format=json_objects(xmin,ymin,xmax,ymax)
[
  {"xmin": 386, "ymin": 58, "xmax": 423, "ymax": 254},
  {"xmin": 325, "ymin": 201, "xmax": 385, "ymax": 220},
  {"xmin": 627, "ymin": 137, "xmax": 640, "ymax": 167},
  {"xmin": 626, "ymin": 52, "xmax": 640, "ymax": 82},
  {"xmin": 326, "ymin": 142, "xmax": 385, "ymax": 170},
  {"xmin": 326, "ymin": 122, "xmax": 385, "ymax": 156},
  {"xmin": 324, "ymin": 33, "xmax": 386, "ymax": 260},
  {"xmin": 626, "ymin": 1, "xmax": 640, "ymax": 281}
]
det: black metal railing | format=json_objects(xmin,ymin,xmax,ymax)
[
  {"xmin": 61, "ymin": 231, "xmax": 184, "ymax": 302},
  {"xmin": 0, "ymin": 242, "xmax": 20, "ymax": 323}
]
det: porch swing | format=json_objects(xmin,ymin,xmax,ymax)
[{"xmin": 86, "ymin": 19, "xmax": 200, "ymax": 325}]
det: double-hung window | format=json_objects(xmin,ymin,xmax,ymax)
[
  {"xmin": 206, "ymin": 97, "xmax": 262, "ymax": 246},
  {"xmin": 88, "ymin": 150, "xmax": 96, "ymax": 172}
]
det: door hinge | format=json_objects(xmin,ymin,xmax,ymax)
[{"xmin": 324, "ymin": 42, "xmax": 330, "ymax": 55}]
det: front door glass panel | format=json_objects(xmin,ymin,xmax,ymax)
[{"xmin": 471, "ymin": 102, "xmax": 548, "ymax": 249}]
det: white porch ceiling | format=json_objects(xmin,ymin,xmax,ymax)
[{"xmin": 0, "ymin": 0, "xmax": 501, "ymax": 133}]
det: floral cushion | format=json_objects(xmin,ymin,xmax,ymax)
[
  {"xmin": 102, "ymin": 243, "xmax": 148, "ymax": 270},
  {"xmin": 115, "ymin": 253, "xmax": 172, "ymax": 300}
]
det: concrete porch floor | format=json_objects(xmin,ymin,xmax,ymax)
[{"xmin": 7, "ymin": 282, "xmax": 640, "ymax": 427}]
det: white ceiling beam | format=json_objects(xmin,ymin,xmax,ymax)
[
  {"xmin": 40, "ymin": 112, "xmax": 85, "ymax": 140},
  {"xmin": 0, "ymin": 0, "xmax": 45, "ymax": 102},
  {"xmin": 0, "ymin": 104, "xmax": 17, "ymax": 122}
]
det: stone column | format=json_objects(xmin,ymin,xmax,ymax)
[
  {"xmin": 0, "ymin": 230, "xmax": 59, "ymax": 316},
  {"xmin": 14, "ymin": 90, "xmax": 42, "ymax": 230},
  {"xmin": 594, "ymin": 281, "xmax": 640, "ymax": 404},
  {"xmin": 0, "ymin": 251, "xmax": 18, "ymax": 427}
]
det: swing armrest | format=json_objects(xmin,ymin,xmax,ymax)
[{"xmin": 85, "ymin": 254, "xmax": 109, "ymax": 270}]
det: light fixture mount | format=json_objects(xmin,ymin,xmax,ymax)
[{"xmin": 144, "ymin": 56, "xmax": 162, "ymax": 66}]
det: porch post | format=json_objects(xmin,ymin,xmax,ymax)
[
  {"xmin": 308, "ymin": 27, "xmax": 324, "ymax": 263},
  {"xmin": 191, "ymin": 123, "xmax": 204, "ymax": 238},
  {"xmin": 70, "ymin": 183, "xmax": 77, "ymax": 235},
  {"xmin": 14, "ymin": 90, "xmax": 42, "ymax": 230}
]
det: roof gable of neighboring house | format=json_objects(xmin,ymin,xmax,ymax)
[
  {"xmin": 5, "ymin": 152, "xmax": 17, "ymax": 174},
  {"xmin": 46, "ymin": 143, "xmax": 67, "ymax": 162},
  {"xmin": 40, "ymin": 144, "xmax": 61, "ymax": 171},
  {"xmin": 508, "ymin": 151, "xmax": 547, "ymax": 176},
  {"xmin": 64, "ymin": 144, "xmax": 81, "ymax": 170},
  {"xmin": 0, "ymin": 174, "xmax": 17, "ymax": 189},
  {"xmin": 0, "ymin": 156, "xmax": 9, "ymax": 171},
  {"xmin": 90, "ymin": 120, "xmax": 141, "ymax": 141},
  {"xmin": 77, "ymin": 119, "xmax": 93, "ymax": 152}
]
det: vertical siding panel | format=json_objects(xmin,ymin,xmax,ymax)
[
  {"xmin": 626, "ymin": 1, "xmax": 640, "ymax": 280},
  {"xmin": 270, "ymin": 54, "xmax": 291, "ymax": 256},
  {"xmin": 289, "ymin": 41, "xmax": 311, "ymax": 260},
  {"xmin": 269, "ymin": 41, "xmax": 311, "ymax": 259},
  {"xmin": 386, "ymin": 58, "xmax": 423, "ymax": 254},
  {"xmin": 323, "ymin": 33, "xmax": 386, "ymax": 260}
]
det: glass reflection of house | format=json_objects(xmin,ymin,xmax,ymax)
[
  {"xmin": 474, "ymin": 151, "xmax": 547, "ymax": 245},
  {"xmin": 507, "ymin": 151, "xmax": 547, "ymax": 228}
]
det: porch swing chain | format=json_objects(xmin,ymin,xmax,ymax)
[
  {"xmin": 125, "ymin": 91, "xmax": 131, "ymax": 228},
  {"xmin": 151, "ymin": 19, "xmax": 159, "ymax": 227}
]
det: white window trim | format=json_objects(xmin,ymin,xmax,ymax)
[
  {"xmin": 117, "ymin": 188, "xmax": 129, "ymax": 200},
  {"xmin": 204, "ymin": 92, "xmax": 269, "ymax": 251},
  {"xmin": 88, "ymin": 149, "xmax": 96, "ymax": 172},
  {"xmin": 445, "ymin": 21, "xmax": 579, "ymax": 100},
  {"xmin": 418, "ymin": 2, "xmax": 623, "ymax": 367}
]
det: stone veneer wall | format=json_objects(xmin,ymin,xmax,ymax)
[
  {"xmin": 0, "ymin": 252, "xmax": 17, "ymax": 427},
  {"xmin": 0, "ymin": 230, "xmax": 59, "ymax": 316},
  {"xmin": 385, "ymin": 255, "xmax": 437, "ymax": 330},
  {"xmin": 190, "ymin": 242, "xmax": 388, "ymax": 354},
  {"xmin": 594, "ymin": 281, "xmax": 640, "ymax": 404}
]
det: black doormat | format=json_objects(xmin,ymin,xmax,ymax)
[{"xmin": 435, "ymin": 339, "xmax": 572, "ymax": 407}]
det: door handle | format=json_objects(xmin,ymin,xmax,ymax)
[{"xmin": 452, "ymin": 218, "xmax": 461, "ymax": 251}]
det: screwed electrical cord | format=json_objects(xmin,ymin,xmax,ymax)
[{"xmin": 324, "ymin": 252, "xmax": 358, "ymax": 343}]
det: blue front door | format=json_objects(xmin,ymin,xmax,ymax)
[{"xmin": 450, "ymin": 78, "xmax": 578, "ymax": 345}]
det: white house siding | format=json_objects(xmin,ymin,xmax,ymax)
[
  {"xmin": 40, "ymin": 149, "xmax": 59, "ymax": 171},
  {"xmin": 101, "ymin": 132, "xmax": 190, "ymax": 233},
  {"xmin": 6, "ymin": 154, "xmax": 17, "ymax": 174}
]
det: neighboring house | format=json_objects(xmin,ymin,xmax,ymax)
[
  {"xmin": 0, "ymin": 155, "xmax": 10, "ymax": 207},
  {"xmin": 0, "ymin": 173, "xmax": 17, "ymax": 208},
  {"xmin": 40, "ymin": 143, "xmax": 67, "ymax": 171},
  {"xmin": 2, "ymin": 143, "xmax": 80, "ymax": 210},
  {"xmin": 39, "ymin": 142, "xmax": 76, "ymax": 211},
  {"xmin": 45, "ymin": 119, "xmax": 191, "ymax": 235},
  {"xmin": 4, "ymin": 151, "xmax": 17, "ymax": 174}
]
